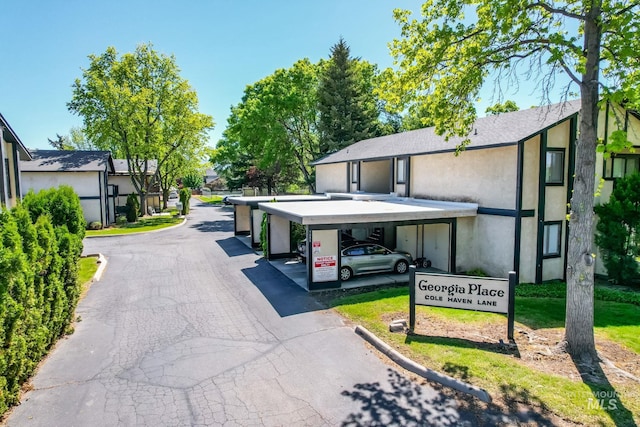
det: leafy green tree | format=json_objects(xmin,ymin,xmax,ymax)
[
  {"xmin": 485, "ymin": 100, "xmax": 519, "ymax": 116},
  {"xmin": 47, "ymin": 134, "xmax": 73, "ymax": 150},
  {"xmin": 216, "ymin": 59, "xmax": 320, "ymax": 193},
  {"xmin": 595, "ymin": 173, "xmax": 640, "ymax": 285},
  {"xmin": 317, "ymin": 38, "xmax": 381, "ymax": 155},
  {"xmin": 380, "ymin": 1, "xmax": 640, "ymax": 361},
  {"xmin": 182, "ymin": 171, "xmax": 204, "ymax": 190},
  {"xmin": 48, "ymin": 128, "xmax": 98, "ymax": 151},
  {"xmin": 68, "ymin": 43, "xmax": 214, "ymax": 215},
  {"xmin": 156, "ymin": 137, "xmax": 208, "ymax": 209},
  {"xmin": 210, "ymin": 137, "xmax": 254, "ymax": 191}
]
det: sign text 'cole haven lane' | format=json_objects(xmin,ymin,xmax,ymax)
[{"xmin": 415, "ymin": 273, "xmax": 509, "ymax": 314}]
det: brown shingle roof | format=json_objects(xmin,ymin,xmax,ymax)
[
  {"xmin": 314, "ymin": 100, "xmax": 581, "ymax": 165},
  {"xmin": 21, "ymin": 150, "xmax": 114, "ymax": 172}
]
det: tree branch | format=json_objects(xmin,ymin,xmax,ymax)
[
  {"xmin": 613, "ymin": 1, "xmax": 640, "ymax": 16},
  {"xmin": 527, "ymin": 2, "xmax": 585, "ymax": 20}
]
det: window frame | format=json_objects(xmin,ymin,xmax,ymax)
[
  {"xmin": 603, "ymin": 154, "xmax": 640, "ymax": 180},
  {"xmin": 545, "ymin": 148, "xmax": 565, "ymax": 186},
  {"xmin": 396, "ymin": 157, "xmax": 407, "ymax": 184},
  {"xmin": 351, "ymin": 162, "xmax": 359, "ymax": 184},
  {"xmin": 542, "ymin": 221, "xmax": 563, "ymax": 258}
]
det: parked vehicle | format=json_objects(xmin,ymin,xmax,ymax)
[
  {"xmin": 340, "ymin": 243, "xmax": 413, "ymax": 281},
  {"xmin": 167, "ymin": 191, "xmax": 179, "ymax": 207},
  {"xmin": 297, "ymin": 232, "xmax": 363, "ymax": 260}
]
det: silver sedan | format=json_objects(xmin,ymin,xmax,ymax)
[{"xmin": 340, "ymin": 243, "xmax": 413, "ymax": 281}]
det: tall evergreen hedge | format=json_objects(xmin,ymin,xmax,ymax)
[{"xmin": 0, "ymin": 186, "xmax": 85, "ymax": 414}]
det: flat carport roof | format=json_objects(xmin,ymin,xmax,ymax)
[
  {"xmin": 228, "ymin": 195, "xmax": 329, "ymax": 207},
  {"xmin": 257, "ymin": 198, "xmax": 478, "ymax": 225}
]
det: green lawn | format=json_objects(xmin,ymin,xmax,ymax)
[
  {"xmin": 77, "ymin": 255, "xmax": 100, "ymax": 298},
  {"xmin": 85, "ymin": 216, "xmax": 184, "ymax": 236},
  {"xmin": 196, "ymin": 195, "xmax": 224, "ymax": 204},
  {"xmin": 330, "ymin": 285, "xmax": 640, "ymax": 426},
  {"xmin": 78, "ymin": 256, "xmax": 99, "ymax": 286}
]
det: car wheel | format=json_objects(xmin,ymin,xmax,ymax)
[
  {"xmin": 340, "ymin": 266, "xmax": 353, "ymax": 281},
  {"xmin": 422, "ymin": 259, "xmax": 432, "ymax": 269},
  {"xmin": 395, "ymin": 260, "xmax": 409, "ymax": 274}
]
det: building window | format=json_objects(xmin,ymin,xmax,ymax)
[
  {"xmin": 351, "ymin": 162, "xmax": 358, "ymax": 183},
  {"xmin": 543, "ymin": 221, "xmax": 562, "ymax": 257},
  {"xmin": 545, "ymin": 149, "xmax": 565, "ymax": 185},
  {"xmin": 603, "ymin": 155, "xmax": 640, "ymax": 179},
  {"xmin": 396, "ymin": 158, "xmax": 407, "ymax": 184}
]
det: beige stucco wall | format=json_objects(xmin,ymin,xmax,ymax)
[
  {"xmin": 411, "ymin": 146, "xmax": 518, "ymax": 208},
  {"xmin": 269, "ymin": 214, "xmax": 291, "ymax": 255},
  {"xmin": 234, "ymin": 204, "xmax": 251, "ymax": 234},
  {"xmin": 518, "ymin": 217, "xmax": 538, "ymax": 283},
  {"xmin": 316, "ymin": 163, "xmax": 347, "ymax": 193},
  {"xmin": 110, "ymin": 174, "xmax": 136, "ymax": 195},
  {"xmin": 521, "ymin": 135, "xmax": 541, "ymax": 210},
  {"xmin": 455, "ymin": 217, "xmax": 477, "ymax": 272},
  {"xmin": 456, "ymin": 215, "xmax": 515, "ymax": 279},
  {"xmin": 360, "ymin": 159, "xmax": 390, "ymax": 193},
  {"xmin": 22, "ymin": 171, "xmax": 101, "ymax": 197}
]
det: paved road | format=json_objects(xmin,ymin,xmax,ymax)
[{"xmin": 6, "ymin": 199, "xmax": 472, "ymax": 426}]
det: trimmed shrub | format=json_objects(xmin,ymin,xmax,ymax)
[
  {"xmin": 179, "ymin": 188, "xmax": 191, "ymax": 215},
  {"xmin": 116, "ymin": 214, "xmax": 127, "ymax": 226},
  {"xmin": 260, "ymin": 211, "xmax": 268, "ymax": 254},
  {"xmin": 126, "ymin": 193, "xmax": 139, "ymax": 222},
  {"xmin": 0, "ymin": 186, "xmax": 85, "ymax": 415},
  {"xmin": 21, "ymin": 185, "xmax": 86, "ymax": 239},
  {"xmin": 87, "ymin": 221, "xmax": 102, "ymax": 230}
]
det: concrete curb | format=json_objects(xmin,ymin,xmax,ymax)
[
  {"xmin": 84, "ymin": 253, "xmax": 107, "ymax": 282},
  {"xmin": 354, "ymin": 325, "xmax": 492, "ymax": 403}
]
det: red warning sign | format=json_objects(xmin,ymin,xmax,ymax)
[{"xmin": 314, "ymin": 256, "xmax": 337, "ymax": 268}]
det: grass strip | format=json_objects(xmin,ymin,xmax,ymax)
[
  {"xmin": 86, "ymin": 216, "xmax": 183, "ymax": 236},
  {"xmin": 330, "ymin": 286, "xmax": 640, "ymax": 426}
]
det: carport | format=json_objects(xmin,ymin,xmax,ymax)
[
  {"xmin": 258, "ymin": 198, "xmax": 478, "ymax": 290},
  {"xmin": 228, "ymin": 195, "xmax": 329, "ymax": 247}
]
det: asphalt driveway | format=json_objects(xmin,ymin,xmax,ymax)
[{"xmin": 5, "ymin": 199, "xmax": 472, "ymax": 426}]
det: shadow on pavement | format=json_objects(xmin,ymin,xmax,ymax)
[
  {"xmin": 216, "ymin": 237, "xmax": 254, "ymax": 257},
  {"xmin": 340, "ymin": 368, "xmax": 475, "ymax": 426},
  {"xmin": 241, "ymin": 258, "xmax": 325, "ymax": 317},
  {"xmin": 191, "ymin": 220, "xmax": 234, "ymax": 233}
]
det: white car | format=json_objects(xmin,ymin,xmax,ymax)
[{"xmin": 167, "ymin": 191, "xmax": 179, "ymax": 206}]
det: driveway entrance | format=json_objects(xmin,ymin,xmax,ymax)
[{"xmin": 6, "ymin": 199, "xmax": 473, "ymax": 426}]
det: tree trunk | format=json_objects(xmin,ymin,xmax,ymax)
[
  {"xmin": 564, "ymin": 3, "xmax": 601, "ymax": 363},
  {"xmin": 138, "ymin": 189, "xmax": 147, "ymax": 217}
]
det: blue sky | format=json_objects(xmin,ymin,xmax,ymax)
[{"xmin": 2, "ymin": 0, "xmax": 568, "ymax": 151}]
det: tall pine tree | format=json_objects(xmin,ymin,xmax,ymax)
[{"xmin": 317, "ymin": 38, "xmax": 380, "ymax": 156}]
